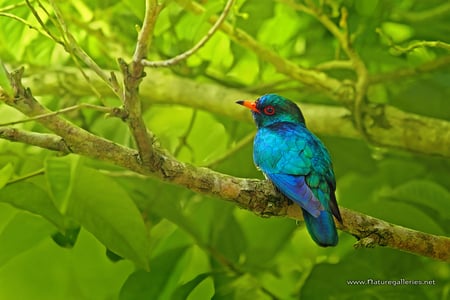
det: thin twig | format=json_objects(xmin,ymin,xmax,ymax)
[
  {"xmin": 315, "ymin": 60, "xmax": 354, "ymax": 71},
  {"xmin": 282, "ymin": 0, "xmax": 370, "ymax": 139},
  {"xmin": 6, "ymin": 168, "xmax": 45, "ymax": 185},
  {"xmin": 369, "ymin": 55, "xmax": 450, "ymax": 84},
  {"xmin": 2, "ymin": 67, "xmax": 140, "ymax": 165},
  {"xmin": 376, "ymin": 28, "xmax": 450, "ymax": 54},
  {"xmin": 0, "ymin": 103, "xmax": 121, "ymax": 127},
  {"xmin": 0, "ymin": 1, "xmax": 28, "ymax": 12},
  {"xmin": 122, "ymin": 0, "xmax": 162, "ymax": 165},
  {"xmin": 173, "ymin": 109, "xmax": 197, "ymax": 158},
  {"xmin": 25, "ymin": 0, "xmax": 64, "ymax": 45},
  {"xmin": 0, "ymin": 12, "xmax": 54, "ymax": 41},
  {"xmin": 132, "ymin": 0, "xmax": 161, "ymax": 66},
  {"xmin": 26, "ymin": 0, "xmax": 122, "ymax": 100},
  {"xmin": 142, "ymin": 0, "xmax": 235, "ymax": 67},
  {"xmin": 0, "ymin": 127, "xmax": 70, "ymax": 153},
  {"xmin": 391, "ymin": 1, "xmax": 450, "ymax": 22},
  {"xmin": 202, "ymin": 132, "xmax": 254, "ymax": 168},
  {"xmin": 394, "ymin": 41, "xmax": 450, "ymax": 53},
  {"xmin": 46, "ymin": 0, "xmax": 118, "ymax": 101},
  {"xmin": 175, "ymin": 0, "xmax": 348, "ymax": 103}
]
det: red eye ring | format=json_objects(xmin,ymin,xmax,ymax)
[{"xmin": 263, "ymin": 105, "xmax": 276, "ymax": 115}]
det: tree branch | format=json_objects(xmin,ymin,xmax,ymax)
[
  {"xmin": 21, "ymin": 67, "xmax": 358, "ymax": 139},
  {"xmin": 369, "ymin": 55, "xmax": 450, "ymax": 84},
  {"xmin": 1, "ymin": 67, "xmax": 449, "ymax": 262},
  {"xmin": 339, "ymin": 208, "xmax": 450, "ymax": 261},
  {"xmin": 22, "ymin": 67, "xmax": 450, "ymax": 158},
  {"xmin": 1, "ymin": 67, "xmax": 145, "ymax": 171},
  {"xmin": 391, "ymin": 1, "xmax": 450, "ymax": 23},
  {"xmin": 364, "ymin": 104, "xmax": 450, "ymax": 157},
  {"xmin": 0, "ymin": 103, "xmax": 125, "ymax": 127},
  {"xmin": 121, "ymin": 0, "xmax": 162, "ymax": 165},
  {"xmin": 142, "ymin": 0, "xmax": 234, "ymax": 68},
  {"xmin": 175, "ymin": 0, "xmax": 351, "ymax": 104},
  {"xmin": 280, "ymin": 0, "xmax": 370, "ymax": 139},
  {"xmin": 38, "ymin": 0, "xmax": 120, "ymax": 101},
  {"xmin": 0, "ymin": 127, "xmax": 70, "ymax": 153}
]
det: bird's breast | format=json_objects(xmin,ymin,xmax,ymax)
[{"xmin": 253, "ymin": 124, "xmax": 314, "ymax": 175}]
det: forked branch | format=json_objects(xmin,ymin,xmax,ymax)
[{"xmin": 1, "ymin": 68, "xmax": 449, "ymax": 262}]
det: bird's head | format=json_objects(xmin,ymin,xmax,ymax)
[{"xmin": 236, "ymin": 94, "xmax": 306, "ymax": 128}]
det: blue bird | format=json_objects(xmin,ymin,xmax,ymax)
[{"xmin": 236, "ymin": 94, "xmax": 342, "ymax": 247}]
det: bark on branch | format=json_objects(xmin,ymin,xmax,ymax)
[
  {"xmin": 1, "ymin": 68, "xmax": 449, "ymax": 262},
  {"xmin": 120, "ymin": 0, "xmax": 162, "ymax": 165}
]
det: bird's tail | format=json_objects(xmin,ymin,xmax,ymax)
[{"xmin": 302, "ymin": 208, "xmax": 338, "ymax": 247}]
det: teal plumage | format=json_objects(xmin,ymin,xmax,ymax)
[{"xmin": 237, "ymin": 94, "xmax": 342, "ymax": 247}]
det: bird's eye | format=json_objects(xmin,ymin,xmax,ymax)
[{"xmin": 263, "ymin": 105, "xmax": 276, "ymax": 115}]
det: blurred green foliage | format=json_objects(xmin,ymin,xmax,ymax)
[{"xmin": 0, "ymin": 0, "xmax": 449, "ymax": 299}]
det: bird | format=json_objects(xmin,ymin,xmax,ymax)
[{"xmin": 236, "ymin": 94, "xmax": 342, "ymax": 247}]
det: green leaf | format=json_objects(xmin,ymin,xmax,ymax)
[
  {"xmin": 106, "ymin": 248, "xmax": 124, "ymax": 262},
  {"xmin": 407, "ymin": 47, "xmax": 436, "ymax": 65},
  {"xmin": 0, "ymin": 163, "xmax": 13, "ymax": 190},
  {"xmin": 140, "ymin": 183, "xmax": 208, "ymax": 247},
  {"xmin": 119, "ymin": 246, "xmax": 189, "ymax": 300},
  {"xmin": 236, "ymin": 0, "xmax": 275, "ymax": 36},
  {"xmin": 236, "ymin": 210, "xmax": 296, "ymax": 268},
  {"xmin": 145, "ymin": 106, "xmax": 195, "ymax": 154},
  {"xmin": 370, "ymin": 198, "xmax": 445, "ymax": 235},
  {"xmin": 0, "ymin": 212, "xmax": 55, "ymax": 268},
  {"xmin": 51, "ymin": 226, "xmax": 81, "ymax": 248},
  {"xmin": 210, "ymin": 204, "xmax": 247, "ymax": 263},
  {"xmin": 0, "ymin": 64, "xmax": 12, "ymax": 95},
  {"xmin": 212, "ymin": 273, "xmax": 271, "ymax": 300},
  {"xmin": 0, "ymin": 182, "xmax": 66, "ymax": 229},
  {"xmin": 45, "ymin": 155, "xmax": 80, "ymax": 214},
  {"xmin": 389, "ymin": 180, "xmax": 450, "ymax": 221},
  {"xmin": 301, "ymin": 248, "xmax": 432, "ymax": 300},
  {"xmin": 122, "ymin": 0, "xmax": 145, "ymax": 20},
  {"xmin": 381, "ymin": 22, "xmax": 414, "ymax": 43},
  {"xmin": 68, "ymin": 166, "xmax": 150, "ymax": 268},
  {"xmin": 0, "ymin": 228, "xmax": 134, "ymax": 300},
  {"xmin": 377, "ymin": 159, "xmax": 426, "ymax": 186},
  {"xmin": 258, "ymin": 4, "xmax": 301, "ymax": 48},
  {"xmin": 355, "ymin": 0, "xmax": 379, "ymax": 16},
  {"xmin": 197, "ymin": 34, "xmax": 233, "ymax": 71},
  {"xmin": 171, "ymin": 273, "xmax": 211, "ymax": 300}
]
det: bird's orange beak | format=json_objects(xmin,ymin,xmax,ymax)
[{"xmin": 236, "ymin": 100, "xmax": 260, "ymax": 113}]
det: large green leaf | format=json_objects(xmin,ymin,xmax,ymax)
[
  {"xmin": 0, "ymin": 228, "xmax": 134, "ymax": 300},
  {"xmin": 119, "ymin": 246, "xmax": 190, "ymax": 300},
  {"xmin": 45, "ymin": 154, "xmax": 80, "ymax": 214},
  {"xmin": 300, "ymin": 247, "xmax": 441, "ymax": 300},
  {"xmin": 369, "ymin": 197, "xmax": 445, "ymax": 236},
  {"xmin": 68, "ymin": 166, "xmax": 150, "ymax": 268},
  {"xmin": 236, "ymin": 209, "xmax": 297, "ymax": 269},
  {"xmin": 355, "ymin": 0, "xmax": 380, "ymax": 16},
  {"xmin": 0, "ymin": 64, "xmax": 12, "ymax": 95},
  {"xmin": 389, "ymin": 180, "xmax": 450, "ymax": 219},
  {"xmin": 0, "ymin": 212, "xmax": 55, "ymax": 268},
  {"xmin": 211, "ymin": 272, "xmax": 272, "ymax": 300},
  {"xmin": 171, "ymin": 272, "xmax": 212, "ymax": 300},
  {"xmin": 0, "ymin": 163, "xmax": 13, "ymax": 190},
  {"xmin": 0, "ymin": 182, "xmax": 65, "ymax": 229},
  {"xmin": 141, "ymin": 183, "xmax": 208, "ymax": 247},
  {"xmin": 209, "ymin": 202, "xmax": 247, "ymax": 263}
]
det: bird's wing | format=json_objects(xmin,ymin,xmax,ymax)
[
  {"xmin": 254, "ymin": 124, "xmax": 338, "ymax": 218},
  {"xmin": 266, "ymin": 172, "xmax": 324, "ymax": 217}
]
